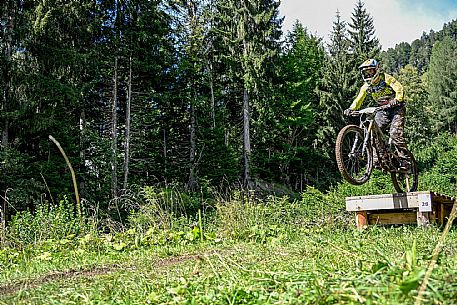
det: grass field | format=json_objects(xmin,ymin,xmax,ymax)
[
  {"xmin": 1, "ymin": 221, "xmax": 457, "ymax": 304},
  {"xmin": 0, "ymin": 184, "xmax": 456, "ymax": 304}
]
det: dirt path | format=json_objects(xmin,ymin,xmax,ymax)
[
  {"xmin": 0, "ymin": 252, "xmax": 210, "ymax": 296},
  {"xmin": 0, "ymin": 265, "xmax": 117, "ymax": 295}
]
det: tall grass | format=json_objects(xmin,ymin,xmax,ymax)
[
  {"xmin": 3, "ymin": 196, "xmax": 91, "ymax": 248},
  {"xmin": 126, "ymin": 185, "xmax": 213, "ymax": 233},
  {"xmin": 216, "ymin": 187, "xmax": 351, "ymax": 242},
  {"xmin": 1, "ymin": 182, "xmax": 457, "ymax": 304}
]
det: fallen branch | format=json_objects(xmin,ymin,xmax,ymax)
[{"xmin": 48, "ymin": 135, "xmax": 81, "ymax": 221}]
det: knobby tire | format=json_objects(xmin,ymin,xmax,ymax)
[
  {"xmin": 335, "ymin": 125, "xmax": 373, "ymax": 185},
  {"xmin": 391, "ymin": 151, "xmax": 419, "ymax": 193}
]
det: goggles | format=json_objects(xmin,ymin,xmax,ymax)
[{"xmin": 361, "ymin": 68, "xmax": 376, "ymax": 79}]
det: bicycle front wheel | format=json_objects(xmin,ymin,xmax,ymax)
[{"xmin": 336, "ymin": 125, "xmax": 373, "ymax": 185}]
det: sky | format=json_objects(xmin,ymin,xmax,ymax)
[{"xmin": 279, "ymin": 0, "xmax": 457, "ymax": 50}]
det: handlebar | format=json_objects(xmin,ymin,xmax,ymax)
[{"xmin": 346, "ymin": 104, "xmax": 391, "ymax": 117}]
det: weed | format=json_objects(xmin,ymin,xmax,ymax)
[
  {"xmin": 4, "ymin": 196, "xmax": 87, "ymax": 248},
  {"xmin": 0, "ymin": 186, "xmax": 456, "ymax": 304},
  {"xmin": 215, "ymin": 187, "xmax": 349, "ymax": 243}
]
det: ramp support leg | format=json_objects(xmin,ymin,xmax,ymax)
[
  {"xmin": 416, "ymin": 211, "xmax": 430, "ymax": 228},
  {"xmin": 356, "ymin": 211, "xmax": 368, "ymax": 229}
]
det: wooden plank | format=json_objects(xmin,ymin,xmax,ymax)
[
  {"xmin": 347, "ymin": 192, "xmax": 456, "ymax": 227},
  {"xmin": 346, "ymin": 191, "xmax": 455, "ymax": 203},
  {"xmin": 430, "ymin": 209, "xmax": 437, "ymax": 224},
  {"xmin": 431, "ymin": 192, "xmax": 455, "ymax": 205},
  {"xmin": 443, "ymin": 204, "xmax": 455, "ymax": 223},
  {"xmin": 368, "ymin": 211, "xmax": 417, "ymax": 225},
  {"xmin": 346, "ymin": 192, "xmax": 455, "ymax": 212},
  {"xmin": 439, "ymin": 203, "xmax": 445, "ymax": 225},
  {"xmin": 346, "ymin": 192, "xmax": 430, "ymax": 211}
]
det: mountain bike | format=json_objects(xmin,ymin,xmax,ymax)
[{"xmin": 335, "ymin": 105, "xmax": 418, "ymax": 193}]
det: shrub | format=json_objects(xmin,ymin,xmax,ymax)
[
  {"xmin": 330, "ymin": 170, "xmax": 397, "ymax": 200},
  {"xmin": 5, "ymin": 196, "xmax": 85, "ymax": 247},
  {"xmin": 127, "ymin": 185, "xmax": 210, "ymax": 234},
  {"xmin": 216, "ymin": 187, "xmax": 350, "ymax": 243},
  {"xmin": 414, "ymin": 132, "xmax": 457, "ymax": 196},
  {"xmin": 419, "ymin": 147, "xmax": 457, "ymax": 196}
]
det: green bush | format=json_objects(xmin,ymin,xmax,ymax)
[
  {"xmin": 5, "ymin": 196, "xmax": 84, "ymax": 247},
  {"xmin": 127, "ymin": 185, "xmax": 211, "ymax": 234},
  {"xmin": 216, "ymin": 187, "xmax": 350, "ymax": 243},
  {"xmin": 330, "ymin": 170, "xmax": 397, "ymax": 199},
  {"xmin": 414, "ymin": 132, "xmax": 457, "ymax": 196},
  {"xmin": 418, "ymin": 148, "xmax": 457, "ymax": 196},
  {"xmin": 215, "ymin": 191, "xmax": 290, "ymax": 242}
]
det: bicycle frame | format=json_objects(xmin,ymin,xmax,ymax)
[{"xmin": 351, "ymin": 107, "xmax": 400, "ymax": 171}]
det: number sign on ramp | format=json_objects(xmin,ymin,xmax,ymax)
[{"xmin": 346, "ymin": 191, "xmax": 455, "ymax": 229}]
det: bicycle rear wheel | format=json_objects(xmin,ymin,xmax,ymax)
[
  {"xmin": 336, "ymin": 125, "xmax": 373, "ymax": 185},
  {"xmin": 391, "ymin": 151, "xmax": 418, "ymax": 193}
]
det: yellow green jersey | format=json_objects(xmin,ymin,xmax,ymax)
[{"xmin": 349, "ymin": 73, "xmax": 404, "ymax": 110}]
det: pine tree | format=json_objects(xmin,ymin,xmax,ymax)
[
  {"xmin": 395, "ymin": 65, "xmax": 431, "ymax": 148},
  {"xmin": 212, "ymin": 0, "xmax": 282, "ymax": 186},
  {"xmin": 0, "ymin": 1, "xmax": 16, "ymax": 149},
  {"xmin": 409, "ymin": 31, "xmax": 436, "ymax": 74},
  {"xmin": 379, "ymin": 20, "xmax": 457, "ymax": 75},
  {"xmin": 348, "ymin": 0, "xmax": 381, "ymax": 63},
  {"xmin": 170, "ymin": 0, "xmax": 211, "ymax": 190},
  {"xmin": 82, "ymin": 0, "xmax": 177, "ymax": 199},
  {"xmin": 0, "ymin": 0, "xmax": 115, "ymax": 207},
  {"xmin": 0, "ymin": 1, "xmax": 38, "ymax": 211},
  {"xmin": 317, "ymin": 10, "xmax": 355, "ymax": 157},
  {"xmin": 126, "ymin": 1, "xmax": 175, "ymax": 188},
  {"xmin": 380, "ymin": 42, "xmax": 411, "ymax": 74},
  {"xmin": 268, "ymin": 22, "xmax": 324, "ymax": 188},
  {"xmin": 428, "ymin": 37, "xmax": 457, "ymax": 134}
]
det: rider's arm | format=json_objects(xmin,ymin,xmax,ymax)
[
  {"xmin": 385, "ymin": 73, "xmax": 404, "ymax": 102},
  {"xmin": 349, "ymin": 83, "xmax": 369, "ymax": 110}
]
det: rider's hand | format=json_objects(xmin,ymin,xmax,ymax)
[
  {"xmin": 343, "ymin": 108, "xmax": 352, "ymax": 116},
  {"xmin": 389, "ymin": 99, "xmax": 401, "ymax": 107}
]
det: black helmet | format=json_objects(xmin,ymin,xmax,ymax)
[{"xmin": 359, "ymin": 59, "xmax": 381, "ymax": 85}]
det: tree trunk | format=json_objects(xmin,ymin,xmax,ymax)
[
  {"xmin": 243, "ymin": 88, "xmax": 251, "ymax": 186},
  {"xmin": 188, "ymin": 98, "xmax": 197, "ymax": 190},
  {"xmin": 187, "ymin": 0, "xmax": 199, "ymax": 191},
  {"xmin": 242, "ymin": 31, "xmax": 252, "ymax": 187},
  {"xmin": 79, "ymin": 109, "xmax": 86, "ymax": 199},
  {"xmin": 123, "ymin": 55, "xmax": 132, "ymax": 191},
  {"xmin": 208, "ymin": 62, "xmax": 216, "ymax": 129},
  {"xmin": 111, "ymin": 56, "xmax": 118, "ymax": 198},
  {"xmin": 1, "ymin": 2, "xmax": 15, "ymax": 148},
  {"xmin": 163, "ymin": 127, "xmax": 167, "ymax": 177},
  {"xmin": 1, "ymin": 120, "xmax": 8, "ymax": 149}
]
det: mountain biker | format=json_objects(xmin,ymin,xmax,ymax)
[{"xmin": 344, "ymin": 58, "xmax": 409, "ymax": 169}]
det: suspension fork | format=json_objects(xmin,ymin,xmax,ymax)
[
  {"xmin": 350, "ymin": 121, "xmax": 372, "ymax": 155},
  {"xmin": 361, "ymin": 121, "xmax": 373, "ymax": 153}
]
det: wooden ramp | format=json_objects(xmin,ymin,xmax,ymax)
[{"xmin": 346, "ymin": 191, "xmax": 456, "ymax": 229}]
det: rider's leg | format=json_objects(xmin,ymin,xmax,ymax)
[
  {"xmin": 373, "ymin": 110, "xmax": 390, "ymax": 167},
  {"xmin": 375, "ymin": 109, "xmax": 390, "ymax": 131},
  {"xmin": 389, "ymin": 104, "xmax": 409, "ymax": 161}
]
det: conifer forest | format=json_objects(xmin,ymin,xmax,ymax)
[{"xmin": 0, "ymin": 0, "xmax": 456, "ymax": 213}]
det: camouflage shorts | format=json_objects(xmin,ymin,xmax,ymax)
[{"xmin": 374, "ymin": 103, "xmax": 408, "ymax": 158}]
